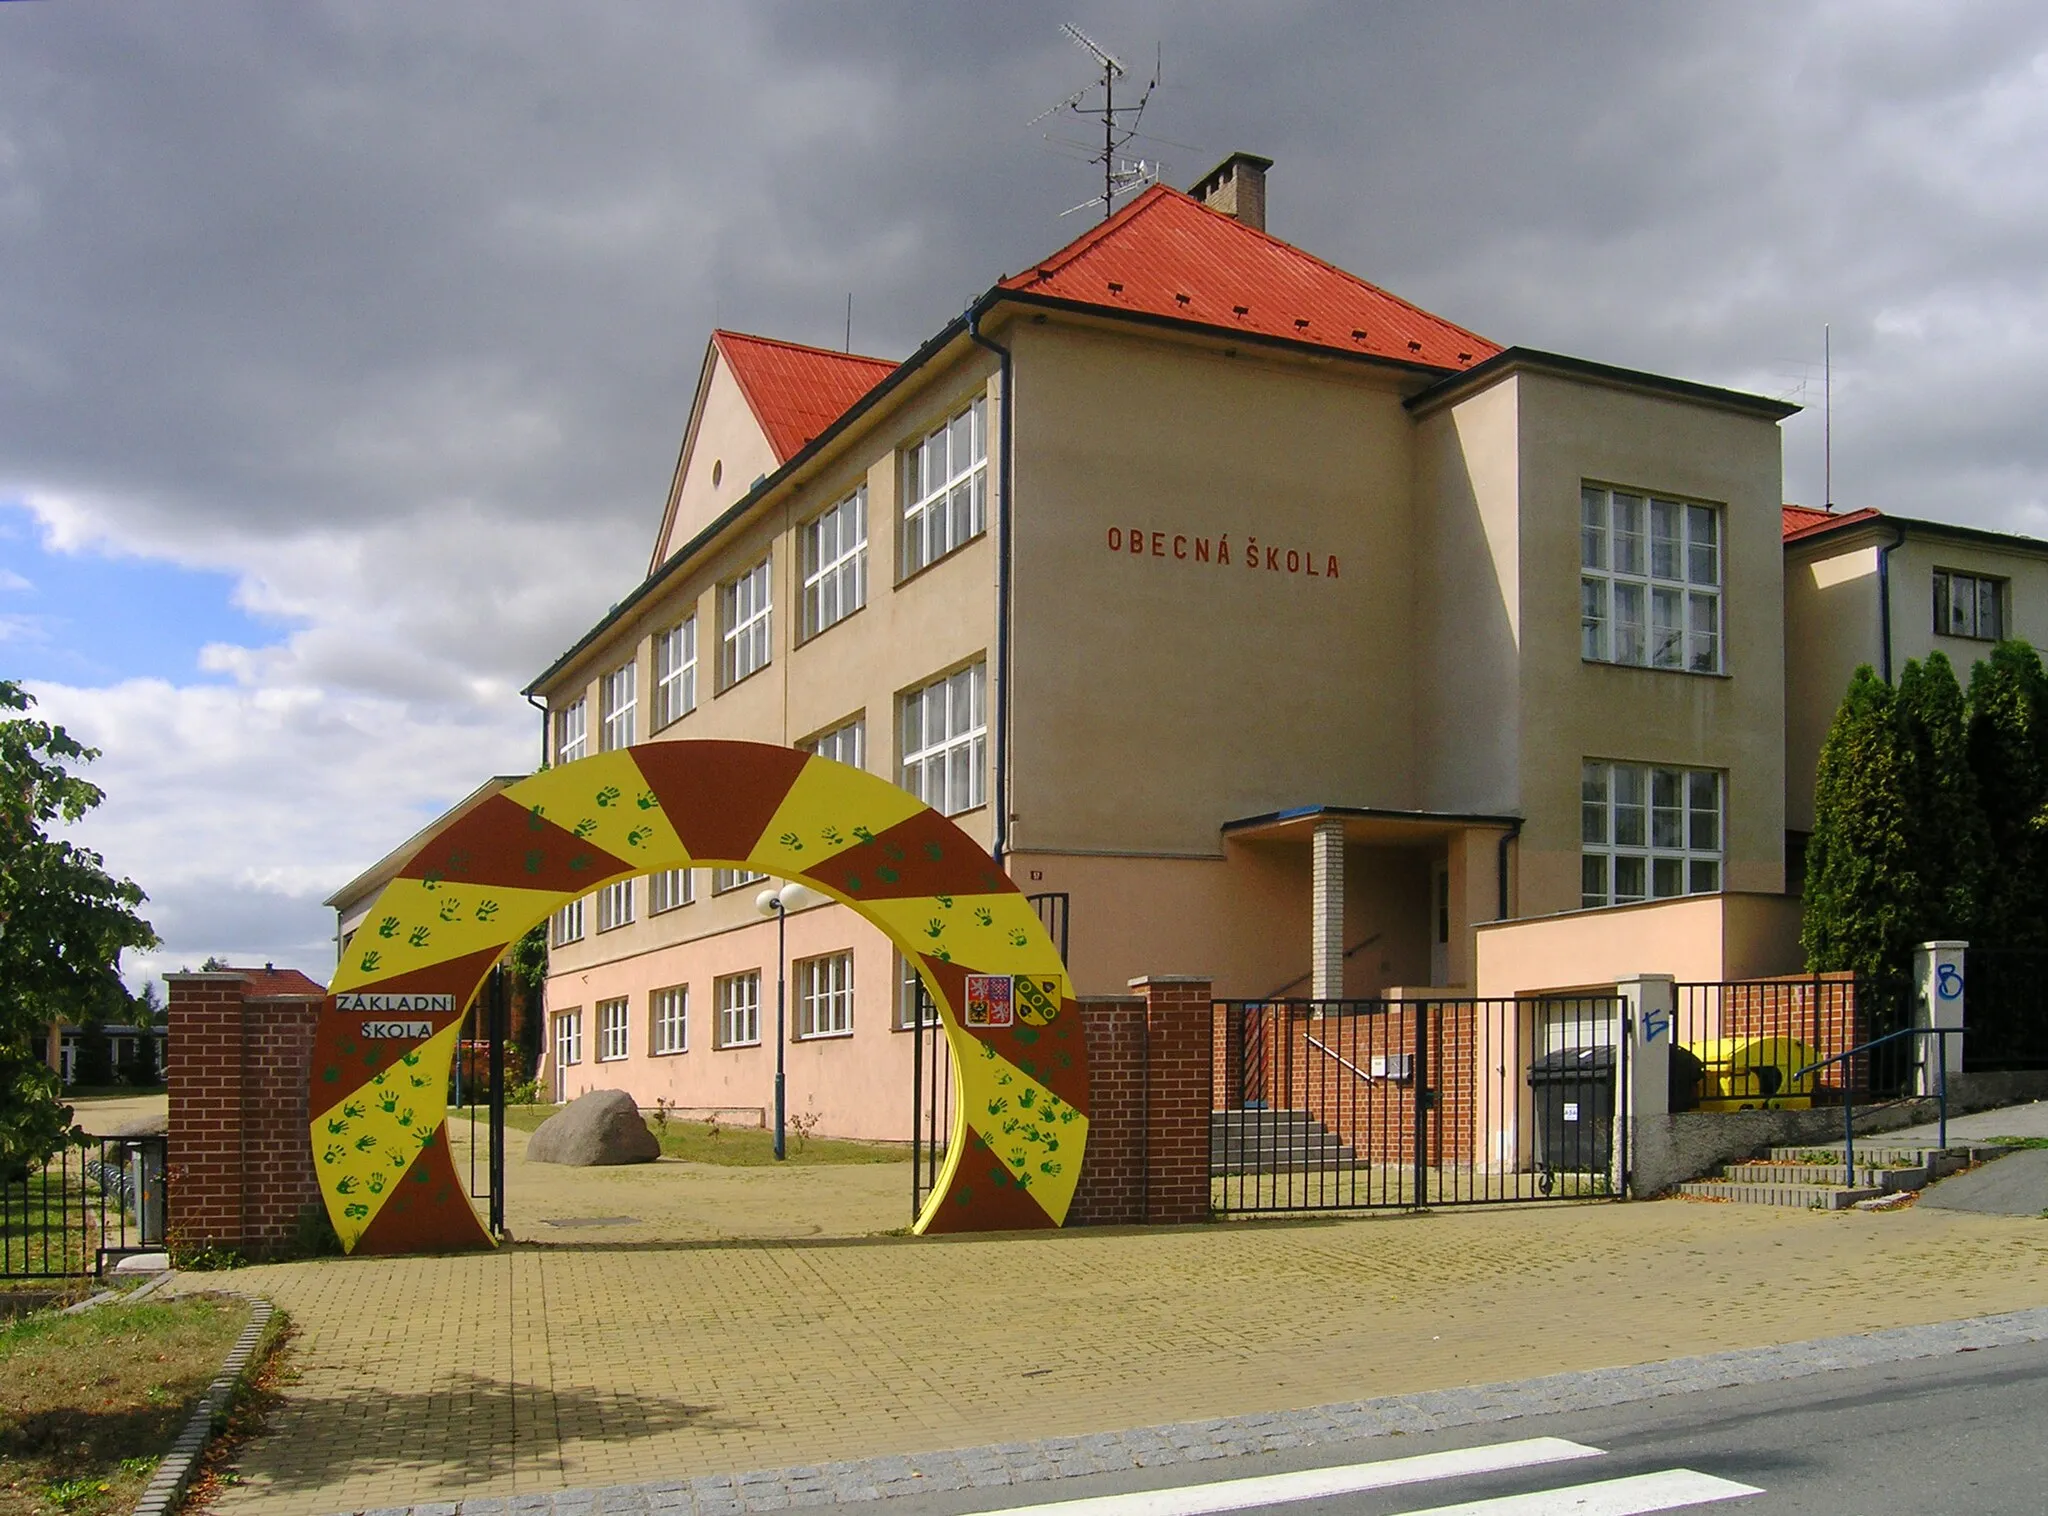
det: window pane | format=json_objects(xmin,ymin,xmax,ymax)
[
  {"xmin": 1581, "ymin": 854, "xmax": 1608, "ymax": 909},
  {"xmin": 1615, "ymin": 856, "xmax": 1647, "ymax": 902},
  {"xmin": 1687, "ymin": 592, "xmax": 1720, "ymax": 673},
  {"xmin": 1651, "ymin": 769, "xmax": 1684, "ymax": 849},
  {"xmin": 1613, "ymin": 582, "xmax": 1646, "ymax": 665},
  {"xmin": 1613, "ymin": 494, "xmax": 1645, "ymax": 576},
  {"xmin": 1687, "ymin": 505, "xmax": 1719, "ymax": 585},
  {"xmin": 1980, "ymin": 577, "xmax": 2001, "ymax": 639},
  {"xmin": 1689, "ymin": 859, "xmax": 1721, "ymax": 893},
  {"xmin": 1651, "ymin": 587, "xmax": 1683, "ymax": 668},
  {"xmin": 1613, "ymin": 765, "xmax": 1646, "ymax": 847},
  {"xmin": 1652, "ymin": 857, "xmax": 1684, "ymax": 898},
  {"xmin": 1581, "ymin": 578, "xmax": 1607, "ymax": 660},
  {"xmin": 1650, "ymin": 499, "xmax": 1681, "ymax": 579},
  {"xmin": 1581, "ymin": 762, "xmax": 1609, "ymax": 844},
  {"xmin": 1581, "ymin": 488, "xmax": 1607, "ymax": 570}
]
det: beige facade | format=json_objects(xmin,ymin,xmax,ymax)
[
  {"xmin": 513, "ymin": 177, "xmax": 1800, "ymax": 1139},
  {"xmin": 1784, "ymin": 513, "xmax": 2048, "ymax": 835}
]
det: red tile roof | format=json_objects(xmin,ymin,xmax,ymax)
[
  {"xmin": 1782, "ymin": 504, "xmax": 1882, "ymax": 542},
  {"xmin": 712, "ymin": 331, "xmax": 896, "ymax": 463},
  {"xmin": 230, "ymin": 966, "xmax": 328, "ymax": 998},
  {"xmin": 999, "ymin": 185, "xmax": 1501, "ymax": 372}
]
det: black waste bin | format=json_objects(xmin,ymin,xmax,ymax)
[
  {"xmin": 1668, "ymin": 1044, "xmax": 1706, "ymax": 1114},
  {"xmin": 1527, "ymin": 1046, "xmax": 1616, "ymax": 1173}
]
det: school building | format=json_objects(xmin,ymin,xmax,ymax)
[{"xmin": 333, "ymin": 153, "xmax": 2048, "ymax": 1142}]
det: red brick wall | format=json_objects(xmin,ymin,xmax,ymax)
[
  {"xmin": 167, "ymin": 973, "xmax": 325, "ymax": 1258},
  {"xmin": 1069, "ymin": 977, "xmax": 1215, "ymax": 1225},
  {"xmin": 1684, "ymin": 973, "xmax": 1863, "ymax": 1095}
]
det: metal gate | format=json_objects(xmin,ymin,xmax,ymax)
[
  {"xmin": 1212, "ymin": 995, "xmax": 1625, "ymax": 1213},
  {"xmin": 2, "ymin": 1132, "xmax": 169, "ymax": 1279},
  {"xmin": 453, "ymin": 965, "xmax": 509, "ymax": 1237}
]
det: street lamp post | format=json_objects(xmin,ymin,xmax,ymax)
[{"xmin": 756, "ymin": 882, "xmax": 823, "ymax": 1162}]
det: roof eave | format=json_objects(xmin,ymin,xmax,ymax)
[
  {"xmin": 1786, "ymin": 510, "xmax": 2048, "ymax": 559},
  {"xmin": 1405, "ymin": 346, "xmax": 1801, "ymax": 422}
]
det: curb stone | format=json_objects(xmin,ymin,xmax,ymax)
[
  {"xmin": 340, "ymin": 1304, "xmax": 2048, "ymax": 1516},
  {"xmin": 134, "ymin": 1292, "xmax": 276, "ymax": 1516}
]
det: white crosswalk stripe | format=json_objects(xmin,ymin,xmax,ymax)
[
  {"xmin": 966, "ymin": 1439, "xmax": 1762, "ymax": 1516},
  {"xmin": 1381, "ymin": 1467, "xmax": 1763, "ymax": 1514}
]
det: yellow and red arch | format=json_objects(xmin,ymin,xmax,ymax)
[{"xmin": 311, "ymin": 741, "xmax": 1087, "ymax": 1253}]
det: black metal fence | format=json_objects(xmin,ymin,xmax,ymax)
[
  {"xmin": 1212, "ymin": 995, "xmax": 1624, "ymax": 1214},
  {"xmin": 907, "ymin": 980, "xmax": 952, "ymax": 1225},
  {"xmin": 2, "ymin": 1133, "xmax": 169, "ymax": 1279},
  {"xmin": 1961, "ymin": 949, "xmax": 2048, "ymax": 1072},
  {"xmin": 1671, "ymin": 973, "xmax": 1911, "ymax": 1106},
  {"xmin": 451, "ymin": 966, "xmax": 509, "ymax": 1236}
]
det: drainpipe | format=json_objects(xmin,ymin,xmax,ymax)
[
  {"xmin": 967, "ymin": 304, "xmax": 1015, "ymax": 869},
  {"xmin": 525, "ymin": 692, "xmax": 549, "ymax": 768},
  {"xmin": 1496, "ymin": 820, "xmax": 1522, "ymax": 921},
  {"xmin": 1875, "ymin": 523, "xmax": 1908, "ymax": 684}
]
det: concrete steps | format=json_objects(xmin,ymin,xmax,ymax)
[
  {"xmin": 1211, "ymin": 1109, "xmax": 1357, "ymax": 1174},
  {"xmin": 1677, "ymin": 1141, "xmax": 2005, "ymax": 1210}
]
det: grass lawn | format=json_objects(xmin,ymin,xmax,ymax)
[
  {"xmin": 0, "ymin": 1295, "xmax": 255, "ymax": 1516},
  {"xmin": 482, "ymin": 1106, "xmax": 907, "ymax": 1166}
]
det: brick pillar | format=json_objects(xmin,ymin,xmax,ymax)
[
  {"xmin": 1312, "ymin": 819, "xmax": 1344, "ymax": 999},
  {"xmin": 1133, "ymin": 976, "xmax": 1214, "ymax": 1224},
  {"xmin": 166, "ymin": 973, "xmax": 325, "ymax": 1258}
]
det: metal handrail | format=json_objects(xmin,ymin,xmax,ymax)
[
  {"xmin": 1792, "ymin": 1024, "xmax": 1960, "ymax": 1187},
  {"xmin": 1304, "ymin": 1033, "xmax": 1376, "ymax": 1085}
]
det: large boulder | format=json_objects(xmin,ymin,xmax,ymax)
[{"xmin": 526, "ymin": 1090, "xmax": 661, "ymax": 1166}]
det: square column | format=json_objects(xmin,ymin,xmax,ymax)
[{"xmin": 1312, "ymin": 818, "xmax": 1345, "ymax": 1000}]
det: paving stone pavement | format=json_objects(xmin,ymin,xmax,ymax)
[{"xmin": 177, "ymin": 1198, "xmax": 2048, "ymax": 1516}]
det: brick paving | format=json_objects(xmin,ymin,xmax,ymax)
[{"xmin": 179, "ymin": 1198, "xmax": 2048, "ymax": 1516}]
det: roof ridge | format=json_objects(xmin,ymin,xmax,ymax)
[
  {"xmin": 712, "ymin": 328, "xmax": 895, "ymax": 368},
  {"xmin": 1012, "ymin": 183, "xmax": 1179, "ymax": 282}
]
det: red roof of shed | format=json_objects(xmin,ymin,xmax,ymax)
[
  {"xmin": 1783, "ymin": 504, "xmax": 1881, "ymax": 542},
  {"xmin": 712, "ymin": 331, "xmax": 896, "ymax": 463},
  {"xmin": 999, "ymin": 185, "xmax": 1501, "ymax": 372}
]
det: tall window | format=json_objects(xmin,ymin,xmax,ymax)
[
  {"xmin": 599, "ymin": 661, "xmax": 637, "ymax": 750},
  {"xmin": 896, "ymin": 955, "xmax": 938, "ymax": 1030},
  {"xmin": 720, "ymin": 556, "xmax": 773, "ymax": 688},
  {"xmin": 901, "ymin": 397, "xmax": 988, "ymax": 576},
  {"xmin": 596, "ymin": 878, "xmax": 634, "ymax": 932},
  {"xmin": 712, "ymin": 866, "xmax": 767, "ymax": 894},
  {"xmin": 802, "ymin": 716, "xmax": 865, "ymax": 770},
  {"xmin": 649, "ymin": 868, "xmax": 694, "ymax": 914},
  {"xmin": 555, "ymin": 699, "xmax": 587, "ymax": 764},
  {"xmin": 1581, "ymin": 761, "xmax": 1723, "ymax": 908},
  {"xmin": 796, "ymin": 952, "xmax": 854, "ymax": 1039},
  {"xmin": 554, "ymin": 1009, "xmax": 582, "ymax": 1069},
  {"xmin": 715, "ymin": 971, "xmax": 762, "ymax": 1049},
  {"xmin": 654, "ymin": 617, "xmax": 697, "ymax": 728},
  {"xmin": 651, "ymin": 985, "xmax": 688, "ymax": 1055},
  {"xmin": 1934, "ymin": 569, "xmax": 2004, "ymax": 641},
  {"xmin": 1580, "ymin": 486, "xmax": 1722, "ymax": 674},
  {"xmin": 551, "ymin": 897, "xmax": 585, "ymax": 946},
  {"xmin": 801, "ymin": 488, "xmax": 867, "ymax": 639},
  {"xmin": 902, "ymin": 662, "xmax": 987, "ymax": 816},
  {"xmin": 597, "ymin": 998, "xmax": 629, "ymax": 1062}
]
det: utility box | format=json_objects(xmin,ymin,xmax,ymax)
[{"xmin": 1528, "ymin": 1046, "xmax": 1617, "ymax": 1173}]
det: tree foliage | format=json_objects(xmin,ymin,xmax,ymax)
[
  {"xmin": 0, "ymin": 681, "xmax": 159, "ymax": 1167},
  {"xmin": 1803, "ymin": 665, "xmax": 1916, "ymax": 980},
  {"xmin": 1896, "ymin": 652, "xmax": 1988, "ymax": 941},
  {"xmin": 1966, "ymin": 641, "xmax": 2048, "ymax": 950}
]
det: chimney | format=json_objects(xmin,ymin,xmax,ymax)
[{"xmin": 1188, "ymin": 152, "xmax": 1273, "ymax": 232}]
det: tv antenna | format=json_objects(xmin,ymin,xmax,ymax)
[{"xmin": 1030, "ymin": 25, "xmax": 1163, "ymax": 221}]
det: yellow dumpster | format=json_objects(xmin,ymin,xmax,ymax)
[{"xmin": 1686, "ymin": 1036, "xmax": 1817, "ymax": 1111}]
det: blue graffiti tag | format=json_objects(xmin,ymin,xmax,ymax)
[{"xmin": 1936, "ymin": 963, "xmax": 1964, "ymax": 1001}]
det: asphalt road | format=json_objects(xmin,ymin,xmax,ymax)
[{"xmin": 842, "ymin": 1337, "xmax": 2048, "ymax": 1516}]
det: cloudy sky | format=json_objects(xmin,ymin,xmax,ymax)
[{"xmin": 3, "ymin": 1, "xmax": 2045, "ymax": 985}]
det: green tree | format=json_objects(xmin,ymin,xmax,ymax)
[
  {"xmin": 1966, "ymin": 641, "xmax": 2048, "ymax": 949},
  {"xmin": 0, "ymin": 681, "xmax": 159, "ymax": 1168},
  {"xmin": 508, "ymin": 922, "xmax": 547, "ymax": 1082},
  {"xmin": 1803, "ymin": 666, "xmax": 1919, "ymax": 983},
  {"xmin": 1895, "ymin": 651, "xmax": 1988, "ymax": 941}
]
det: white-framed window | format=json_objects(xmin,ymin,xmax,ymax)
[
  {"xmin": 554, "ymin": 1009, "xmax": 582, "ymax": 1069},
  {"xmin": 654, "ymin": 616, "xmax": 697, "ymax": 728},
  {"xmin": 901, "ymin": 397, "xmax": 988, "ymax": 577},
  {"xmin": 712, "ymin": 866, "xmax": 767, "ymax": 895},
  {"xmin": 599, "ymin": 661, "xmax": 637, "ymax": 751},
  {"xmin": 796, "ymin": 951, "xmax": 855, "ymax": 1039},
  {"xmin": 551, "ymin": 897, "xmax": 585, "ymax": 946},
  {"xmin": 555, "ymin": 699, "xmax": 587, "ymax": 765},
  {"xmin": 901, "ymin": 662, "xmax": 987, "ymax": 816},
  {"xmin": 649, "ymin": 868, "xmax": 694, "ymax": 914},
  {"xmin": 720, "ymin": 556, "xmax": 773, "ymax": 688},
  {"xmin": 896, "ymin": 954, "xmax": 939, "ymax": 1030},
  {"xmin": 801, "ymin": 487, "xmax": 867, "ymax": 640},
  {"xmin": 1934, "ymin": 569, "xmax": 2005, "ymax": 641},
  {"xmin": 715, "ymin": 971, "xmax": 762, "ymax": 1049},
  {"xmin": 1581, "ymin": 760, "xmax": 1723, "ymax": 908},
  {"xmin": 597, "ymin": 997, "xmax": 630, "ymax": 1062},
  {"xmin": 1580, "ymin": 486, "xmax": 1722, "ymax": 674},
  {"xmin": 651, "ymin": 984, "xmax": 688, "ymax": 1055},
  {"xmin": 596, "ymin": 878, "xmax": 634, "ymax": 932},
  {"xmin": 802, "ymin": 716, "xmax": 865, "ymax": 770}
]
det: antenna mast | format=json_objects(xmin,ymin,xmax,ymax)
[
  {"xmin": 1032, "ymin": 25, "xmax": 1163, "ymax": 221},
  {"xmin": 1824, "ymin": 323, "xmax": 1832, "ymax": 510}
]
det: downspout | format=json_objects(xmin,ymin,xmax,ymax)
[
  {"xmin": 967, "ymin": 303, "xmax": 1015, "ymax": 869},
  {"xmin": 1875, "ymin": 524, "xmax": 1908, "ymax": 684},
  {"xmin": 525, "ymin": 692, "xmax": 549, "ymax": 768},
  {"xmin": 1496, "ymin": 820, "xmax": 1523, "ymax": 921}
]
